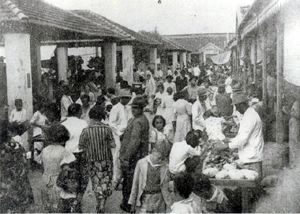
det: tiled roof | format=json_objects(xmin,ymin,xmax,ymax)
[
  {"xmin": 164, "ymin": 33, "xmax": 235, "ymax": 53},
  {"xmin": 0, "ymin": 0, "xmax": 122, "ymax": 39},
  {"xmin": 139, "ymin": 31, "xmax": 190, "ymax": 52},
  {"xmin": 72, "ymin": 10, "xmax": 160, "ymax": 45}
]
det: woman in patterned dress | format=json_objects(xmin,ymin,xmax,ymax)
[
  {"xmin": 79, "ymin": 107, "xmax": 115, "ymax": 213},
  {"xmin": 0, "ymin": 119, "xmax": 34, "ymax": 213}
]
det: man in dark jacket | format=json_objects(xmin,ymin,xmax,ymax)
[{"xmin": 119, "ymin": 96, "xmax": 149, "ymax": 212}]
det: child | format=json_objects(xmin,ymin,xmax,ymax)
[
  {"xmin": 170, "ymin": 173, "xmax": 201, "ymax": 213},
  {"xmin": 37, "ymin": 123, "xmax": 76, "ymax": 213},
  {"xmin": 149, "ymin": 115, "xmax": 173, "ymax": 153},
  {"xmin": 128, "ymin": 143, "xmax": 172, "ymax": 213},
  {"xmin": 9, "ymin": 99, "xmax": 27, "ymax": 124},
  {"xmin": 30, "ymin": 102, "xmax": 48, "ymax": 156},
  {"xmin": 169, "ymin": 131, "xmax": 202, "ymax": 175},
  {"xmin": 193, "ymin": 172, "xmax": 232, "ymax": 213},
  {"xmin": 161, "ymin": 87, "xmax": 175, "ymax": 125},
  {"xmin": 57, "ymin": 167, "xmax": 81, "ymax": 213}
]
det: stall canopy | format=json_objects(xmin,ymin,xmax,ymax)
[{"xmin": 210, "ymin": 50, "xmax": 231, "ymax": 65}]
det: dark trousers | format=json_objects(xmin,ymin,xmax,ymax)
[
  {"xmin": 121, "ymin": 165, "xmax": 135, "ymax": 207},
  {"xmin": 57, "ymin": 198, "xmax": 81, "ymax": 213}
]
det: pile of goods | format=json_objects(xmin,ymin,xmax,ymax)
[{"xmin": 202, "ymin": 145, "xmax": 259, "ymax": 181}]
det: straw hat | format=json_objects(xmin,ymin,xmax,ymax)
[
  {"xmin": 232, "ymin": 93, "xmax": 248, "ymax": 105},
  {"xmin": 119, "ymin": 89, "xmax": 132, "ymax": 98},
  {"xmin": 130, "ymin": 96, "xmax": 147, "ymax": 108}
]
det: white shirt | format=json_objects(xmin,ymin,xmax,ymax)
[
  {"xmin": 167, "ymin": 69, "xmax": 173, "ymax": 76},
  {"xmin": 154, "ymin": 70, "xmax": 164, "ymax": 79},
  {"xmin": 9, "ymin": 108, "xmax": 27, "ymax": 123},
  {"xmin": 193, "ymin": 66, "xmax": 201, "ymax": 77},
  {"xmin": 192, "ymin": 99, "xmax": 211, "ymax": 131},
  {"xmin": 229, "ymin": 107, "xmax": 264, "ymax": 163},
  {"xmin": 109, "ymin": 102, "xmax": 132, "ymax": 136},
  {"xmin": 169, "ymin": 140, "xmax": 201, "ymax": 174},
  {"xmin": 163, "ymin": 82, "xmax": 176, "ymax": 94},
  {"xmin": 30, "ymin": 111, "xmax": 47, "ymax": 137},
  {"xmin": 170, "ymin": 197, "xmax": 201, "ymax": 214},
  {"xmin": 62, "ymin": 117, "xmax": 88, "ymax": 153},
  {"xmin": 60, "ymin": 95, "xmax": 73, "ymax": 121}
]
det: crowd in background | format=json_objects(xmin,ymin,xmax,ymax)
[{"xmin": 1, "ymin": 60, "xmax": 269, "ymax": 213}]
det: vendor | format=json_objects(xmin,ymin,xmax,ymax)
[{"xmin": 213, "ymin": 93, "xmax": 264, "ymax": 178}]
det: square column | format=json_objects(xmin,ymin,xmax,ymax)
[
  {"xmin": 172, "ymin": 51, "xmax": 178, "ymax": 72},
  {"xmin": 4, "ymin": 33, "xmax": 33, "ymax": 118},
  {"xmin": 30, "ymin": 37, "xmax": 42, "ymax": 94},
  {"xmin": 180, "ymin": 52, "xmax": 187, "ymax": 68},
  {"xmin": 122, "ymin": 45, "xmax": 134, "ymax": 86},
  {"xmin": 150, "ymin": 47, "xmax": 157, "ymax": 71},
  {"xmin": 104, "ymin": 42, "xmax": 117, "ymax": 88},
  {"xmin": 57, "ymin": 44, "xmax": 68, "ymax": 83},
  {"xmin": 187, "ymin": 53, "xmax": 192, "ymax": 64}
]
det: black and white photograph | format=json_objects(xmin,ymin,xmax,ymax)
[{"xmin": 0, "ymin": 0, "xmax": 300, "ymax": 213}]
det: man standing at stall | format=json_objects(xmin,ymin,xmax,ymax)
[
  {"xmin": 119, "ymin": 96, "xmax": 149, "ymax": 212},
  {"xmin": 213, "ymin": 93, "xmax": 264, "ymax": 177}
]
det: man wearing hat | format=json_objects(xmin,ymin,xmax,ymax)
[
  {"xmin": 163, "ymin": 75, "xmax": 176, "ymax": 95},
  {"xmin": 214, "ymin": 92, "xmax": 264, "ymax": 177},
  {"xmin": 109, "ymin": 89, "xmax": 133, "ymax": 188},
  {"xmin": 192, "ymin": 87, "xmax": 212, "ymax": 131},
  {"xmin": 119, "ymin": 96, "xmax": 149, "ymax": 212}
]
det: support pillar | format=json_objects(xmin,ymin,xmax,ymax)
[
  {"xmin": 122, "ymin": 45, "xmax": 134, "ymax": 86},
  {"xmin": 57, "ymin": 44, "xmax": 68, "ymax": 83},
  {"xmin": 254, "ymin": 33, "xmax": 257, "ymax": 83},
  {"xmin": 4, "ymin": 33, "xmax": 33, "ymax": 118},
  {"xmin": 172, "ymin": 51, "xmax": 178, "ymax": 72},
  {"xmin": 187, "ymin": 53, "xmax": 191, "ymax": 64},
  {"xmin": 150, "ymin": 47, "xmax": 157, "ymax": 71},
  {"xmin": 30, "ymin": 37, "xmax": 42, "ymax": 99},
  {"xmin": 276, "ymin": 14, "xmax": 284, "ymax": 144},
  {"xmin": 104, "ymin": 42, "xmax": 117, "ymax": 88},
  {"xmin": 262, "ymin": 30, "xmax": 267, "ymax": 109},
  {"xmin": 180, "ymin": 52, "xmax": 187, "ymax": 68}
]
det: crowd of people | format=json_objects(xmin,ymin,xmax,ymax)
[{"xmin": 0, "ymin": 62, "xmax": 266, "ymax": 213}]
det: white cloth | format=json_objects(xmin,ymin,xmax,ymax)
[
  {"xmin": 229, "ymin": 107, "xmax": 264, "ymax": 163},
  {"xmin": 205, "ymin": 116, "xmax": 226, "ymax": 141},
  {"xmin": 30, "ymin": 111, "xmax": 47, "ymax": 137},
  {"xmin": 169, "ymin": 140, "xmax": 201, "ymax": 174},
  {"xmin": 62, "ymin": 117, "xmax": 88, "ymax": 153},
  {"xmin": 225, "ymin": 76, "xmax": 232, "ymax": 94},
  {"xmin": 192, "ymin": 99, "xmax": 211, "ymax": 131},
  {"xmin": 170, "ymin": 197, "xmax": 201, "ymax": 214},
  {"xmin": 60, "ymin": 95, "xmax": 73, "ymax": 121},
  {"xmin": 161, "ymin": 94, "xmax": 175, "ymax": 125},
  {"xmin": 173, "ymin": 99, "xmax": 192, "ymax": 142},
  {"xmin": 9, "ymin": 108, "xmax": 27, "ymax": 123},
  {"xmin": 167, "ymin": 69, "xmax": 173, "ymax": 76},
  {"xmin": 163, "ymin": 82, "xmax": 176, "ymax": 94}
]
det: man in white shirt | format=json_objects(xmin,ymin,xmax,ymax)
[
  {"xmin": 163, "ymin": 75, "xmax": 176, "ymax": 95},
  {"xmin": 61, "ymin": 103, "xmax": 89, "ymax": 202},
  {"xmin": 192, "ymin": 87, "xmax": 211, "ymax": 131},
  {"xmin": 213, "ymin": 93, "xmax": 264, "ymax": 177},
  {"xmin": 109, "ymin": 89, "xmax": 133, "ymax": 186}
]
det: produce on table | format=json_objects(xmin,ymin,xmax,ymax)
[{"xmin": 203, "ymin": 167, "xmax": 219, "ymax": 178}]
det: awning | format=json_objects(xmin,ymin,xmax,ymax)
[{"xmin": 210, "ymin": 51, "xmax": 231, "ymax": 65}]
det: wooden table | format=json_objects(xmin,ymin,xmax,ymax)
[{"xmin": 210, "ymin": 179, "xmax": 258, "ymax": 213}]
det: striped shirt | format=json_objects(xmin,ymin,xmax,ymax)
[{"xmin": 79, "ymin": 122, "xmax": 114, "ymax": 163}]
